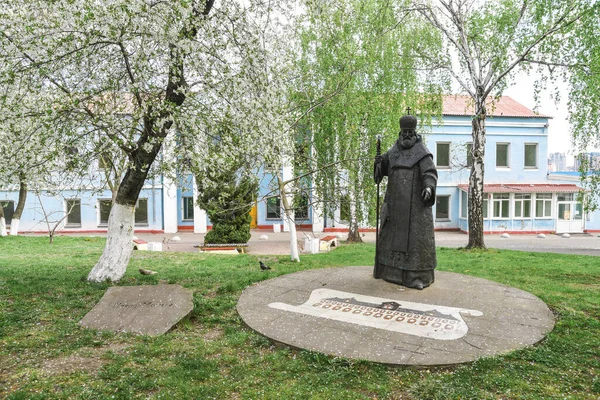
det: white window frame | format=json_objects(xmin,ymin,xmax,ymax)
[
  {"xmin": 436, "ymin": 142, "xmax": 451, "ymax": 169},
  {"xmin": 496, "ymin": 143, "xmax": 510, "ymax": 168},
  {"xmin": 534, "ymin": 193, "xmax": 553, "ymax": 218},
  {"xmin": 483, "ymin": 197, "xmax": 489, "ymax": 219},
  {"xmin": 492, "ymin": 193, "xmax": 510, "ymax": 219},
  {"xmin": 557, "ymin": 193, "xmax": 574, "ymax": 202},
  {"xmin": 466, "ymin": 142, "xmax": 473, "ymax": 168},
  {"xmin": 513, "ymin": 193, "xmax": 532, "ymax": 219},
  {"xmin": 0, "ymin": 200, "xmax": 15, "ymax": 226},
  {"xmin": 435, "ymin": 195, "xmax": 451, "ymax": 221},
  {"xmin": 135, "ymin": 198, "xmax": 149, "ymax": 226},
  {"xmin": 98, "ymin": 199, "xmax": 112, "ymax": 226},
  {"xmin": 293, "ymin": 194, "xmax": 309, "ymax": 220},
  {"xmin": 182, "ymin": 196, "xmax": 194, "ymax": 221},
  {"xmin": 65, "ymin": 198, "xmax": 82, "ymax": 227},
  {"xmin": 266, "ymin": 196, "xmax": 281, "ymax": 220},
  {"xmin": 524, "ymin": 143, "xmax": 538, "ymax": 169}
]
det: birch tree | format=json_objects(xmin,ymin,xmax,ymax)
[
  {"xmin": 293, "ymin": 0, "xmax": 446, "ymax": 240},
  {"xmin": 564, "ymin": 3, "xmax": 600, "ymax": 210},
  {"xmin": 0, "ymin": 0, "xmax": 292, "ymax": 281},
  {"xmin": 413, "ymin": 0, "xmax": 594, "ymax": 249}
]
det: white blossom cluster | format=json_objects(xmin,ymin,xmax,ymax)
[{"xmin": 0, "ymin": 0, "xmax": 297, "ymax": 195}]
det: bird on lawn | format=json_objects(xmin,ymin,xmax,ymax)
[
  {"xmin": 139, "ymin": 268, "xmax": 158, "ymax": 275},
  {"xmin": 259, "ymin": 261, "xmax": 271, "ymax": 271}
]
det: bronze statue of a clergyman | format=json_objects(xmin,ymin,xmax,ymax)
[{"xmin": 374, "ymin": 111, "xmax": 438, "ymax": 290}]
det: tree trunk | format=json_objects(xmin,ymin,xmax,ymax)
[
  {"xmin": 347, "ymin": 186, "xmax": 362, "ymax": 243},
  {"xmin": 10, "ymin": 175, "xmax": 27, "ymax": 236},
  {"xmin": 277, "ymin": 176, "xmax": 300, "ymax": 262},
  {"xmin": 467, "ymin": 95, "xmax": 487, "ymax": 249},
  {"xmin": 87, "ymin": 118, "xmax": 167, "ymax": 282},
  {"xmin": 0, "ymin": 205, "xmax": 6, "ymax": 237},
  {"xmin": 87, "ymin": 203, "xmax": 135, "ymax": 282},
  {"xmin": 87, "ymin": 1, "xmax": 212, "ymax": 281}
]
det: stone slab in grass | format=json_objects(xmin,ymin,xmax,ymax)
[{"xmin": 80, "ymin": 284, "xmax": 193, "ymax": 336}]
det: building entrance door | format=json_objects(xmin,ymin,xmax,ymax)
[{"xmin": 556, "ymin": 201, "xmax": 584, "ymax": 233}]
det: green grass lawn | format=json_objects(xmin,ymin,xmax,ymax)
[{"xmin": 0, "ymin": 236, "xmax": 599, "ymax": 399}]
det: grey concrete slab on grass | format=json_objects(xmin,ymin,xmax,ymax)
[
  {"xmin": 237, "ymin": 266, "xmax": 555, "ymax": 366},
  {"xmin": 80, "ymin": 284, "xmax": 193, "ymax": 336}
]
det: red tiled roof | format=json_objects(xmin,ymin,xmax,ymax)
[
  {"xmin": 443, "ymin": 95, "xmax": 551, "ymax": 118},
  {"xmin": 457, "ymin": 184, "xmax": 582, "ymax": 194}
]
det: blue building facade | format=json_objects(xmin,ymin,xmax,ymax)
[
  {"xmin": 2, "ymin": 95, "xmax": 598, "ymax": 235},
  {"xmin": 423, "ymin": 96, "xmax": 598, "ymax": 234}
]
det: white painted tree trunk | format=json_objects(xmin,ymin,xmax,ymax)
[
  {"xmin": 277, "ymin": 175, "xmax": 300, "ymax": 262},
  {"xmin": 87, "ymin": 203, "xmax": 135, "ymax": 282},
  {"xmin": 9, "ymin": 219, "xmax": 19, "ymax": 236},
  {"xmin": 0, "ymin": 217, "xmax": 6, "ymax": 237},
  {"xmin": 287, "ymin": 216, "xmax": 300, "ymax": 262}
]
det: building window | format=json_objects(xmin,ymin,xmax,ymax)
[
  {"xmin": 436, "ymin": 196, "xmax": 450, "ymax": 220},
  {"xmin": 436, "ymin": 142, "xmax": 450, "ymax": 168},
  {"xmin": 266, "ymin": 196, "xmax": 281, "ymax": 219},
  {"xmin": 182, "ymin": 196, "xmax": 194, "ymax": 221},
  {"xmin": 0, "ymin": 200, "xmax": 15, "ymax": 226},
  {"xmin": 293, "ymin": 194, "xmax": 309, "ymax": 220},
  {"xmin": 65, "ymin": 199, "xmax": 81, "ymax": 227},
  {"xmin": 514, "ymin": 193, "xmax": 531, "ymax": 218},
  {"xmin": 339, "ymin": 194, "xmax": 350, "ymax": 224},
  {"xmin": 483, "ymin": 197, "xmax": 489, "ymax": 219},
  {"xmin": 466, "ymin": 143, "xmax": 473, "ymax": 168},
  {"xmin": 135, "ymin": 198, "xmax": 148, "ymax": 225},
  {"xmin": 99, "ymin": 199, "xmax": 112, "ymax": 225},
  {"xmin": 492, "ymin": 193, "xmax": 510, "ymax": 218},
  {"xmin": 496, "ymin": 143, "xmax": 510, "ymax": 168},
  {"xmin": 524, "ymin": 144, "xmax": 538, "ymax": 168},
  {"xmin": 557, "ymin": 193, "xmax": 574, "ymax": 201},
  {"xmin": 100, "ymin": 199, "xmax": 147, "ymax": 225},
  {"xmin": 535, "ymin": 193, "xmax": 552, "ymax": 217}
]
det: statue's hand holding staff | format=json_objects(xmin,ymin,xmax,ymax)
[{"xmin": 421, "ymin": 187, "xmax": 433, "ymax": 202}]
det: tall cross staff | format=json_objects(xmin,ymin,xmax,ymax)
[{"xmin": 374, "ymin": 134, "xmax": 382, "ymax": 278}]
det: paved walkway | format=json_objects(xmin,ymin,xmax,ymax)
[
  {"xmin": 237, "ymin": 266, "xmax": 555, "ymax": 366},
  {"xmin": 133, "ymin": 230, "xmax": 600, "ymax": 256}
]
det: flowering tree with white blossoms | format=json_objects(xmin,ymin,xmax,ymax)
[
  {"xmin": 0, "ymin": 0, "xmax": 293, "ymax": 282},
  {"xmin": 0, "ymin": 89, "xmax": 90, "ymax": 236}
]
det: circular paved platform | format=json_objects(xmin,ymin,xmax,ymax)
[{"xmin": 237, "ymin": 266, "xmax": 555, "ymax": 366}]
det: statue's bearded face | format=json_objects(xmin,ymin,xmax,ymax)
[{"xmin": 400, "ymin": 130, "xmax": 417, "ymax": 149}]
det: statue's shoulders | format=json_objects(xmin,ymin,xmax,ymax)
[
  {"xmin": 389, "ymin": 139, "xmax": 432, "ymax": 167},
  {"xmin": 412, "ymin": 139, "xmax": 432, "ymax": 157}
]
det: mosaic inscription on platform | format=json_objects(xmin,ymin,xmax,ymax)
[{"xmin": 269, "ymin": 289, "xmax": 482, "ymax": 340}]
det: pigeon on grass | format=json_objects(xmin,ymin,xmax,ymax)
[{"xmin": 259, "ymin": 261, "xmax": 271, "ymax": 271}]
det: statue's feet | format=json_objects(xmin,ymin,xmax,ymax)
[{"xmin": 414, "ymin": 279, "xmax": 424, "ymax": 290}]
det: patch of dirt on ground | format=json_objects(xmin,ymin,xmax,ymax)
[
  {"xmin": 41, "ymin": 343, "xmax": 130, "ymax": 376},
  {"xmin": 203, "ymin": 327, "xmax": 224, "ymax": 341}
]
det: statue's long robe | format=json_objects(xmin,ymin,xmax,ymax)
[{"xmin": 374, "ymin": 139, "xmax": 438, "ymax": 288}]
